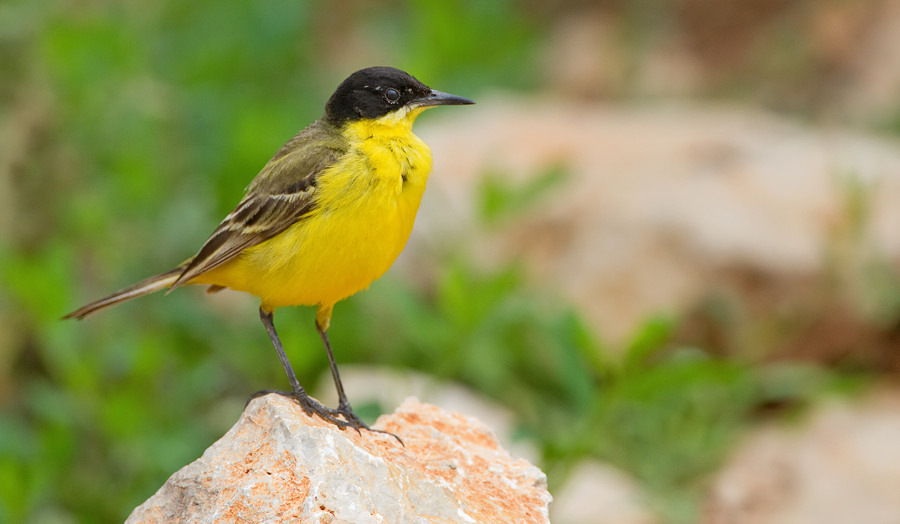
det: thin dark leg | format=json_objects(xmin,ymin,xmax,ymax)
[
  {"xmin": 316, "ymin": 323, "xmax": 403, "ymax": 444},
  {"xmin": 316, "ymin": 326, "xmax": 351, "ymax": 412},
  {"xmin": 258, "ymin": 308, "xmax": 349, "ymax": 429}
]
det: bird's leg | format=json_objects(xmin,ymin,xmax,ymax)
[
  {"xmin": 258, "ymin": 307, "xmax": 349, "ymax": 430},
  {"xmin": 315, "ymin": 312, "xmax": 403, "ymax": 444},
  {"xmin": 315, "ymin": 324, "xmax": 354, "ymax": 415}
]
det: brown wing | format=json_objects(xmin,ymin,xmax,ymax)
[{"xmin": 171, "ymin": 124, "xmax": 345, "ymax": 288}]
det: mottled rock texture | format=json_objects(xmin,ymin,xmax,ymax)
[{"xmin": 127, "ymin": 395, "xmax": 550, "ymax": 523}]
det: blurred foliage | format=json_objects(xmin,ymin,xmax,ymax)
[
  {"xmin": 478, "ymin": 163, "xmax": 571, "ymax": 225},
  {"xmin": 0, "ymin": 0, "xmax": 892, "ymax": 523}
]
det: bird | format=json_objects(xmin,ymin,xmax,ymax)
[{"xmin": 64, "ymin": 66, "xmax": 474, "ymax": 438}]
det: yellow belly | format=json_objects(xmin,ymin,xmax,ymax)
[{"xmin": 195, "ymin": 121, "xmax": 432, "ymax": 311}]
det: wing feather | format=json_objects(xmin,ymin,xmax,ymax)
[{"xmin": 171, "ymin": 124, "xmax": 345, "ymax": 288}]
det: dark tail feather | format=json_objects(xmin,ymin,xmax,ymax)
[{"xmin": 63, "ymin": 268, "xmax": 183, "ymax": 320}]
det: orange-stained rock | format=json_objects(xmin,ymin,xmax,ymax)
[{"xmin": 126, "ymin": 395, "xmax": 550, "ymax": 524}]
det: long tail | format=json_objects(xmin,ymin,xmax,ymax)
[{"xmin": 63, "ymin": 268, "xmax": 183, "ymax": 320}]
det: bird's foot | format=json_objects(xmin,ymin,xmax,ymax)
[
  {"xmin": 249, "ymin": 389, "xmax": 350, "ymax": 430},
  {"xmin": 249, "ymin": 390, "xmax": 402, "ymax": 444},
  {"xmin": 334, "ymin": 399, "xmax": 403, "ymax": 445}
]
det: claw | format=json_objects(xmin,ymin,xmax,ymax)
[{"xmin": 335, "ymin": 403, "xmax": 404, "ymax": 445}]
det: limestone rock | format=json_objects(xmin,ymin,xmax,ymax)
[{"xmin": 126, "ymin": 394, "xmax": 550, "ymax": 524}]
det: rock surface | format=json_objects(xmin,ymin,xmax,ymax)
[
  {"xmin": 704, "ymin": 390, "xmax": 900, "ymax": 524},
  {"xmin": 126, "ymin": 394, "xmax": 550, "ymax": 524},
  {"xmin": 550, "ymin": 460, "xmax": 657, "ymax": 524}
]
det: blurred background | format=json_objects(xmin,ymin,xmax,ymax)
[{"xmin": 3, "ymin": 0, "xmax": 900, "ymax": 522}]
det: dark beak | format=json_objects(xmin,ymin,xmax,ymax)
[{"xmin": 412, "ymin": 89, "xmax": 475, "ymax": 108}]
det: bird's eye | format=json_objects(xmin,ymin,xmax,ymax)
[{"xmin": 384, "ymin": 88, "xmax": 400, "ymax": 103}]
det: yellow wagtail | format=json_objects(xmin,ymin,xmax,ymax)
[{"xmin": 65, "ymin": 66, "xmax": 474, "ymax": 437}]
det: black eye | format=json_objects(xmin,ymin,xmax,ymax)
[{"xmin": 384, "ymin": 88, "xmax": 400, "ymax": 103}]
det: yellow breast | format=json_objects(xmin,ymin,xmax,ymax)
[{"xmin": 200, "ymin": 112, "xmax": 433, "ymax": 310}]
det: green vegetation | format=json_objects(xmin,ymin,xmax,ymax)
[{"xmin": 2, "ymin": 1, "xmax": 896, "ymax": 523}]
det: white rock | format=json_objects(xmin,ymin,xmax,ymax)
[
  {"xmin": 550, "ymin": 460, "xmax": 658, "ymax": 524},
  {"xmin": 126, "ymin": 394, "xmax": 551, "ymax": 524}
]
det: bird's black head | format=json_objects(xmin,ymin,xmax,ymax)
[{"xmin": 324, "ymin": 66, "xmax": 474, "ymax": 126}]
